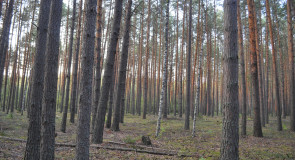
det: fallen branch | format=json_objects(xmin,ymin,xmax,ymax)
[
  {"xmin": 107, "ymin": 141, "xmax": 179, "ymax": 153},
  {"xmin": 0, "ymin": 136, "xmax": 193, "ymax": 157}
]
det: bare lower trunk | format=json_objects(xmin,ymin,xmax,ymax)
[
  {"xmin": 40, "ymin": 1, "xmax": 63, "ymax": 159},
  {"xmin": 24, "ymin": 0, "xmax": 51, "ymax": 159},
  {"xmin": 61, "ymin": 0, "xmax": 77, "ymax": 133},
  {"xmin": 220, "ymin": 1, "xmax": 239, "ymax": 159},
  {"xmin": 75, "ymin": 0, "xmax": 97, "ymax": 159},
  {"xmin": 112, "ymin": 0, "xmax": 132, "ymax": 131},
  {"xmin": 92, "ymin": 0, "xmax": 123, "ymax": 144},
  {"xmin": 156, "ymin": 0, "xmax": 169, "ymax": 137},
  {"xmin": 287, "ymin": 0, "xmax": 295, "ymax": 131}
]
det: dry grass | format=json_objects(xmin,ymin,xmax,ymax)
[{"xmin": 0, "ymin": 111, "xmax": 294, "ymax": 159}]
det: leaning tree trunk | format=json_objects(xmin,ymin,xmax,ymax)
[
  {"xmin": 24, "ymin": 0, "xmax": 51, "ymax": 159},
  {"xmin": 220, "ymin": 0, "xmax": 239, "ymax": 159},
  {"xmin": 40, "ymin": 0, "xmax": 63, "ymax": 159},
  {"xmin": 61, "ymin": 0, "xmax": 76, "ymax": 133},
  {"xmin": 75, "ymin": 0, "xmax": 97, "ymax": 159},
  {"xmin": 247, "ymin": 0, "xmax": 263, "ymax": 137},
  {"xmin": 92, "ymin": 0, "xmax": 123, "ymax": 144},
  {"xmin": 112, "ymin": 0, "xmax": 132, "ymax": 131},
  {"xmin": 156, "ymin": 0, "xmax": 169, "ymax": 137}
]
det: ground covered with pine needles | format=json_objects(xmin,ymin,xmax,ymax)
[{"xmin": 0, "ymin": 111, "xmax": 294, "ymax": 159}]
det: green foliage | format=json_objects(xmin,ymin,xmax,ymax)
[
  {"xmin": 6, "ymin": 113, "xmax": 13, "ymax": 119},
  {"xmin": 123, "ymin": 136, "xmax": 136, "ymax": 144},
  {"xmin": 0, "ymin": 131, "xmax": 7, "ymax": 136}
]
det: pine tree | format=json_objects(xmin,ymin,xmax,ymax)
[
  {"xmin": 92, "ymin": 0, "xmax": 123, "ymax": 144},
  {"xmin": 40, "ymin": 0, "xmax": 63, "ymax": 159},
  {"xmin": 24, "ymin": 0, "xmax": 51, "ymax": 159},
  {"xmin": 220, "ymin": 0, "xmax": 239, "ymax": 159},
  {"xmin": 75, "ymin": 0, "xmax": 97, "ymax": 158}
]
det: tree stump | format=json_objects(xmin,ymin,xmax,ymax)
[{"xmin": 141, "ymin": 136, "xmax": 152, "ymax": 145}]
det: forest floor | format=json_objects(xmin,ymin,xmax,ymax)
[{"xmin": 0, "ymin": 111, "xmax": 294, "ymax": 160}]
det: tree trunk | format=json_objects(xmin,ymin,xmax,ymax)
[
  {"xmin": 184, "ymin": 0, "xmax": 192, "ymax": 130},
  {"xmin": 237, "ymin": 0, "xmax": 247, "ymax": 136},
  {"xmin": 287, "ymin": 0, "xmax": 295, "ymax": 131},
  {"xmin": 247, "ymin": 0, "xmax": 263, "ymax": 137},
  {"xmin": 112, "ymin": 0, "xmax": 132, "ymax": 131},
  {"xmin": 70, "ymin": 0, "xmax": 83, "ymax": 124},
  {"xmin": 40, "ymin": 0, "xmax": 63, "ymax": 159},
  {"xmin": 92, "ymin": 0, "xmax": 123, "ymax": 144},
  {"xmin": 143, "ymin": 0, "xmax": 151, "ymax": 119},
  {"xmin": 90, "ymin": 0, "xmax": 102, "ymax": 130},
  {"xmin": 136, "ymin": 5, "xmax": 144, "ymax": 116},
  {"xmin": 61, "ymin": 0, "xmax": 76, "ymax": 133},
  {"xmin": 75, "ymin": 0, "xmax": 97, "ymax": 158},
  {"xmin": 24, "ymin": 0, "xmax": 51, "ymax": 159},
  {"xmin": 155, "ymin": 0, "xmax": 169, "ymax": 137},
  {"xmin": 179, "ymin": 4, "xmax": 186, "ymax": 118},
  {"xmin": 220, "ymin": 0, "xmax": 239, "ymax": 159},
  {"xmin": 265, "ymin": 0, "xmax": 282, "ymax": 131},
  {"xmin": 174, "ymin": 0, "xmax": 179, "ymax": 117},
  {"xmin": 0, "ymin": 0, "xmax": 14, "ymax": 112},
  {"xmin": 192, "ymin": 2, "xmax": 203, "ymax": 136}
]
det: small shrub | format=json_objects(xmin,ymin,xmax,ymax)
[{"xmin": 123, "ymin": 136, "xmax": 136, "ymax": 144}]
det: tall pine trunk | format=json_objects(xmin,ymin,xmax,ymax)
[
  {"xmin": 238, "ymin": 0, "xmax": 247, "ymax": 136},
  {"xmin": 40, "ymin": 0, "xmax": 63, "ymax": 159},
  {"xmin": 265, "ymin": 0, "xmax": 282, "ymax": 131},
  {"xmin": 220, "ymin": 0, "xmax": 239, "ymax": 159},
  {"xmin": 24, "ymin": 0, "xmax": 51, "ymax": 159},
  {"xmin": 247, "ymin": 0, "xmax": 263, "ymax": 137},
  {"xmin": 91, "ymin": 0, "xmax": 102, "ymax": 130},
  {"xmin": 112, "ymin": 0, "xmax": 132, "ymax": 131},
  {"xmin": 92, "ymin": 0, "xmax": 123, "ymax": 144},
  {"xmin": 287, "ymin": 0, "xmax": 295, "ymax": 131},
  {"xmin": 70, "ymin": 0, "xmax": 83, "ymax": 124},
  {"xmin": 75, "ymin": 0, "xmax": 97, "ymax": 158},
  {"xmin": 61, "ymin": 0, "xmax": 76, "ymax": 133}
]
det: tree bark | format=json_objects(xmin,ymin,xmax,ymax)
[
  {"xmin": 220, "ymin": 0, "xmax": 239, "ymax": 159},
  {"xmin": 247, "ymin": 0, "xmax": 263, "ymax": 137},
  {"xmin": 184, "ymin": 0, "xmax": 192, "ymax": 130},
  {"xmin": 112, "ymin": 0, "xmax": 132, "ymax": 131},
  {"xmin": 70, "ymin": 0, "xmax": 83, "ymax": 124},
  {"xmin": 91, "ymin": 0, "xmax": 102, "ymax": 130},
  {"xmin": 75, "ymin": 0, "xmax": 97, "ymax": 158},
  {"xmin": 40, "ymin": 0, "xmax": 63, "ymax": 159},
  {"xmin": 156, "ymin": 0, "xmax": 169, "ymax": 137},
  {"xmin": 61, "ymin": 0, "xmax": 76, "ymax": 133},
  {"xmin": 287, "ymin": 0, "xmax": 295, "ymax": 131},
  {"xmin": 265, "ymin": 0, "xmax": 282, "ymax": 131},
  {"xmin": 136, "ymin": 4, "xmax": 144, "ymax": 116},
  {"xmin": 0, "ymin": 0, "xmax": 14, "ymax": 112},
  {"xmin": 92, "ymin": 0, "xmax": 123, "ymax": 144},
  {"xmin": 24, "ymin": 0, "xmax": 51, "ymax": 159},
  {"xmin": 192, "ymin": 2, "xmax": 203, "ymax": 136},
  {"xmin": 143, "ymin": 0, "xmax": 151, "ymax": 119},
  {"xmin": 237, "ymin": 0, "xmax": 247, "ymax": 136}
]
